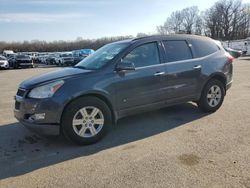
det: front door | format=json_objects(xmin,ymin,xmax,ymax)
[{"xmin": 115, "ymin": 42, "xmax": 167, "ymax": 111}]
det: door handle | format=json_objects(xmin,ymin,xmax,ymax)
[
  {"xmin": 193, "ymin": 65, "xmax": 202, "ymax": 69},
  {"xmin": 154, "ymin": 72, "xmax": 165, "ymax": 76}
]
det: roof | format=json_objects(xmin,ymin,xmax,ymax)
[
  {"xmin": 3, "ymin": 50, "xmax": 14, "ymax": 54},
  {"xmin": 132, "ymin": 34, "xmax": 211, "ymax": 41},
  {"xmin": 109, "ymin": 34, "xmax": 212, "ymax": 46}
]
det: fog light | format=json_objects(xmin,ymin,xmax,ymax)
[{"xmin": 29, "ymin": 113, "xmax": 45, "ymax": 121}]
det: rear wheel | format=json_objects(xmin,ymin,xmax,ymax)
[
  {"xmin": 198, "ymin": 79, "xmax": 225, "ymax": 112},
  {"xmin": 61, "ymin": 97, "xmax": 112, "ymax": 145}
]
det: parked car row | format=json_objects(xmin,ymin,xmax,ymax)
[
  {"xmin": 0, "ymin": 48, "xmax": 95, "ymax": 70},
  {"xmin": 34, "ymin": 49, "xmax": 95, "ymax": 66},
  {"xmin": 0, "ymin": 54, "xmax": 33, "ymax": 69}
]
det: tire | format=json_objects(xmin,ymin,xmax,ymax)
[
  {"xmin": 13, "ymin": 63, "xmax": 18, "ymax": 69},
  {"xmin": 61, "ymin": 96, "xmax": 112, "ymax": 145},
  {"xmin": 198, "ymin": 79, "xmax": 225, "ymax": 112}
]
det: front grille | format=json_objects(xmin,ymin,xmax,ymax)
[
  {"xmin": 16, "ymin": 88, "xmax": 26, "ymax": 97},
  {"xmin": 17, "ymin": 60, "xmax": 31, "ymax": 63},
  {"xmin": 0, "ymin": 62, "xmax": 4, "ymax": 65},
  {"xmin": 15, "ymin": 101, "xmax": 21, "ymax": 110}
]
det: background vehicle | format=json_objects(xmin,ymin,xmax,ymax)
[
  {"xmin": 37, "ymin": 53, "xmax": 48, "ymax": 64},
  {"xmin": 7, "ymin": 56, "xmax": 16, "ymax": 68},
  {"xmin": 222, "ymin": 38, "xmax": 250, "ymax": 55},
  {"xmin": 72, "ymin": 49, "xmax": 95, "ymax": 65},
  {"xmin": 224, "ymin": 47, "xmax": 242, "ymax": 58},
  {"xmin": 33, "ymin": 54, "xmax": 40, "ymax": 63},
  {"xmin": 72, "ymin": 50, "xmax": 84, "ymax": 65},
  {"xmin": 3, "ymin": 50, "xmax": 14, "ymax": 58},
  {"xmin": 214, "ymin": 40, "xmax": 242, "ymax": 58},
  {"xmin": 55, "ymin": 52, "xmax": 74, "ymax": 66},
  {"xmin": 14, "ymin": 35, "xmax": 233, "ymax": 145},
  {"xmin": 79, "ymin": 49, "xmax": 95, "ymax": 58},
  {"xmin": 13, "ymin": 54, "xmax": 33, "ymax": 69},
  {"xmin": 0, "ymin": 55, "xmax": 9, "ymax": 69},
  {"xmin": 45, "ymin": 54, "xmax": 56, "ymax": 65}
]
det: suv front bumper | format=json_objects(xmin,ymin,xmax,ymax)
[{"xmin": 14, "ymin": 95, "xmax": 61, "ymax": 136}]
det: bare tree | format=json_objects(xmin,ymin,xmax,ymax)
[
  {"xmin": 182, "ymin": 6, "xmax": 199, "ymax": 34},
  {"xmin": 157, "ymin": 10, "xmax": 184, "ymax": 34},
  {"xmin": 204, "ymin": 6, "xmax": 223, "ymax": 39},
  {"xmin": 157, "ymin": 7, "xmax": 201, "ymax": 35},
  {"xmin": 157, "ymin": 0, "xmax": 250, "ymax": 40},
  {"xmin": 194, "ymin": 15, "xmax": 204, "ymax": 35},
  {"xmin": 204, "ymin": 0, "xmax": 250, "ymax": 40}
]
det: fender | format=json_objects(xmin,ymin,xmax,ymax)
[
  {"xmin": 60, "ymin": 89, "xmax": 118, "ymax": 125},
  {"xmin": 200, "ymin": 72, "xmax": 227, "ymax": 96}
]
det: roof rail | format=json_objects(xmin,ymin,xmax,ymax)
[{"xmin": 132, "ymin": 35, "xmax": 162, "ymax": 41}]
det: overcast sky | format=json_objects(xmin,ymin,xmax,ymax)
[{"xmin": 0, "ymin": 0, "xmax": 249, "ymax": 42}]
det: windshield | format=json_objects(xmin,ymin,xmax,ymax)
[
  {"xmin": 16, "ymin": 55, "xmax": 30, "ymax": 59},
  {"xmin": 0, "ymin": 56, "xmax": 6, "ymax": 60},
  {"xmin": 75, "ymin": 43, "xmax": 128, "ymax": 70}
]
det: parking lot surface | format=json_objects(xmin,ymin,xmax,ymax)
[{"xmin": 0, "ymin": 59, "xmax": 250, "ymax": 188}]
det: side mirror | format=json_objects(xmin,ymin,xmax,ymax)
[{"xmin": 116, "ymin": 60, "xmax": 135, "ymax": 71}]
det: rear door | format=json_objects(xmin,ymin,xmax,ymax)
[{"xmin": 162, "ymin": 40, "xmax": 202, "ymax": 102}]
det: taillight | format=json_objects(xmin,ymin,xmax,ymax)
[{"xmin": 226, "ymin": 52, "xmax": 234, "ymax": 63}]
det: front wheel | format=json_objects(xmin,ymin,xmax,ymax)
[
  {"xmin": 61, "ymin": 97, "xmax": 112, "ymax": 145},
  {"xmin": 13, "ymin": 63, "xmax": 18, "ymax": 69},
  {"xmin": 198, "ymin": 79, "xmax": 225, "ymax": 112}
]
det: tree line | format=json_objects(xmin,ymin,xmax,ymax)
[
  {"xmin": 0, "ymin": 36, "xmax": 132, "ymax": 53},
  {"xmin": 157, "ymin": 0, "xmax": 250, "ymax": 40}
]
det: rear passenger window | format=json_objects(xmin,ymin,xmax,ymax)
[
  {"xmin": 163, "ymin": 41, "xmax": 192, "ymax": 62},
  {"xmin": 123, "ymin": 42, "xmax": 160, "ymax": 68},
  {"xmin": 191, "ymin": 39, "xmax": 220, "ymax": 57}
]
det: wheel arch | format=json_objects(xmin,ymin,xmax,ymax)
[
  {"xmin": 60, "ymin": 92, "xmax": 117, "ymax": 130},
  {"xmin": 203, "ymin": 72, "xmax": 227, "ymax": 95}
]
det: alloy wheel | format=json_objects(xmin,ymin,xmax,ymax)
[
  {"xmin": 72, "ymin": 106, "xmax": 104, "ymax": 138},
  {"xmin": 207, "ymin": 85, "xmax": 222, "ymax": 107}
]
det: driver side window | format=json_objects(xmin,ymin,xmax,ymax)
[{"xmin": 123, "ymin": 42, "xmax": 160, "ymax": 68}]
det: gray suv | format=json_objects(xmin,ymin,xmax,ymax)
[{"xmin": 14, "ymin": 35, "xmax": 233, "ymax": 145}]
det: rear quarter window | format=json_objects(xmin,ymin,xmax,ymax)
[
  {"xmin": 163, "ymin": 40, "xmax": 192, "ymax": 62},
  {"xmin": 191, "ymin": 39, "xmax": 220, "ymax": 58}
]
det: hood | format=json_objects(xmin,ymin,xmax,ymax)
[
  {"xmin": 20, "ymin": 67, "xmax": 92, "ymax": 89},
  {"xmin": 16, "ymin": 57, "xmax": 31, "ymax": 61}
]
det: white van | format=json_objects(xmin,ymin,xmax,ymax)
[{"xmin": 3, "ymin": 50, "xmax": 14, "ymax": 58}]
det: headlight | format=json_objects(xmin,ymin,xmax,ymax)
[
  {"xmin": 28, "ymin": 80, "xmax": 64, "ymax": 99},
  {"xmin": 2, "ymin": 61, "xmax": 8, "ymax": 65}
]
